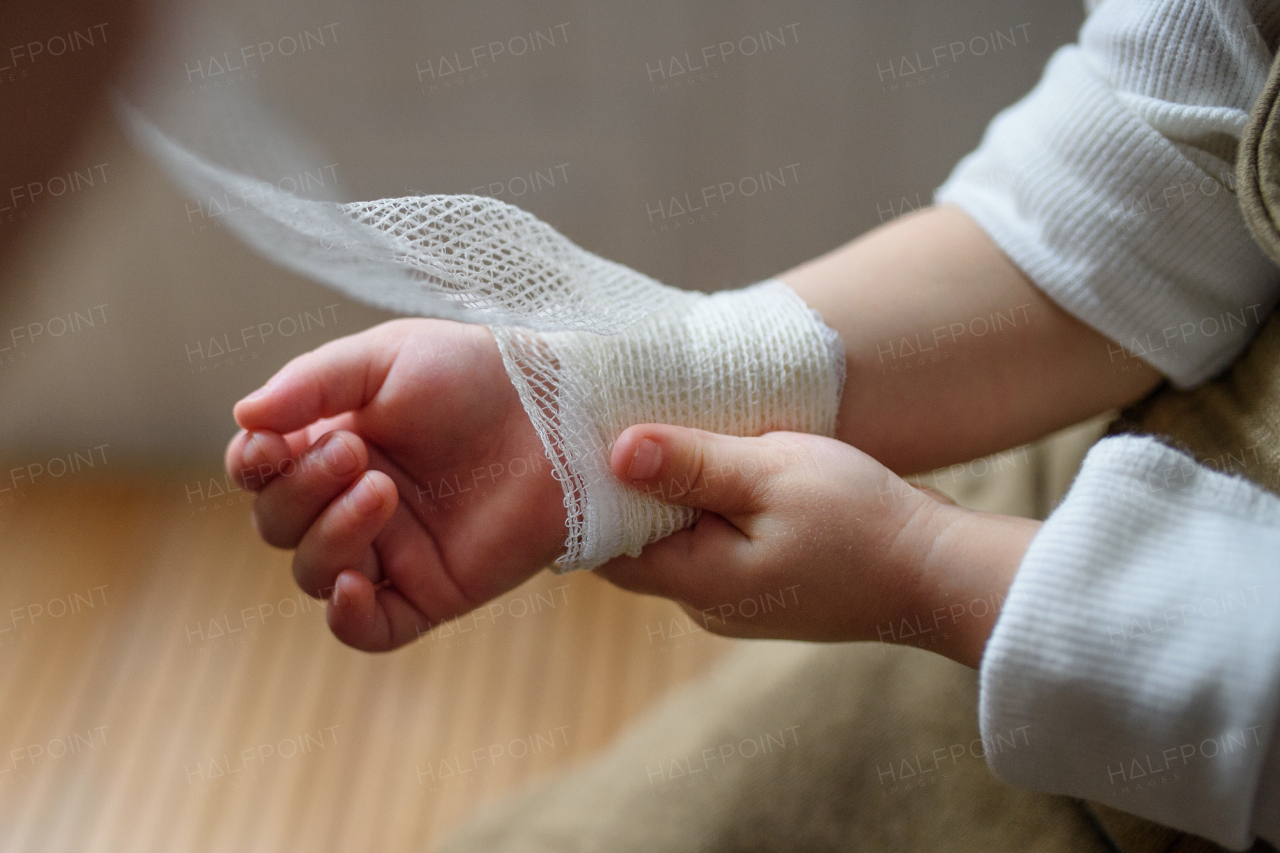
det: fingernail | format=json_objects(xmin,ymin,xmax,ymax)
[
  {"xmin": 349, "ymin": 474, "xmax": 385, "ymax": 515},
  {"xmin": 320, "ymin": 433, "xmax": 359, "ymax": 476},
  {"xmin": 627, "ymin": 437, "xmax": 662, "ymax": 480},
  {"xmin": 241, "ymin": 385, "xmax": 270, "ymax": 403},
  {"xmin": 240, "ymin": 374, "xmax": 279, "ymax": 403},
  {"xmin": 244, "ymin": 432, "xmax": 267, "ymax": 468}
]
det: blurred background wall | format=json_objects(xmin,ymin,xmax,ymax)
[{"xmin": 0, "ymin": 0, "xmax": 1085, "ymax": 465}]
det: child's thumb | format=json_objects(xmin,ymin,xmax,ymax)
[{"xmin": 609, "ymin": 424, "xmax": 775, "ymax": 516}]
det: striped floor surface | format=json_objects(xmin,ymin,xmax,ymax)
[{"xmin": 0, "ymin": 471, "xmax": 734, "ymax": 852}]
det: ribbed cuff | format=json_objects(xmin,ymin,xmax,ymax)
[{"xmin": 979, "ymin": 434, "xmax": 1280, "ymax": 848}]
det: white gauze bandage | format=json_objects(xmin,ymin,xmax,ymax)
[
  {"xmin": 495, "ymin": 282, "xmax": 845, "ymax": 571},
  {"xmin": 121, "ymin": 101, "xmax": 846, "ymax": 571}
]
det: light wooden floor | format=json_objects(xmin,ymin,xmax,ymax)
[{"xmin": 0, "ymin": 470, "xmax": 735, "ymax": 852}]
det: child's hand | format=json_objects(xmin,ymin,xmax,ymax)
[
  {"xmin": 600, "ymin": 425, "xmax": 1041, "ymax": 668},
  {"xmin": 223, "ymin": 319, "xmax": 567, "ymax": 652}
]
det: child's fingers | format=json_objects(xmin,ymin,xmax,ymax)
[
  {"xmin": 252, "ymin": 431, "xmax": 370, "ymax": 550},
  {"xmin": 595, "ymin": 511, "xmax": 750, "ymax": 605},
  {"xmin": 292, "ymin": 470, "xmax": 398, "ymax": 598},
  {"xmin": 226, "ymin": 411, "xmax": 362, "ymax": 493},
  {"xmin": 233, "ymin": 325, "xmax": 406, "ymax": 434},
  {"xmin": 359, "ymin": 495, "xmax": 477, "ymax": 625},
  {"xmin": 325, "ymin": 571, "xmax": 384, "ymax": 648},
  {"xmin": 609, "ymin": 424, "xmax": 783, "ymax": 518},
  {"xmin": 327, "ymin": 571, "xmax": 432, "ymax": 652},
  {"xmin": 291, "ymin": 412, "xmax": 358, "ymax": 453},
  {"xmin": 225, "ymin": 430, "xmax": 293, "ymax": 491}
]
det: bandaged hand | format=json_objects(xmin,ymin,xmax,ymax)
[
  {"xmin": 225, "ymin": 279, "xmax": 845, "ymax": 653},
  {"xmin": 598, "ymin": 424, "xmax": 1041, "ymax": 668}
]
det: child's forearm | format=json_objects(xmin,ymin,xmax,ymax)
[{"xmin": 781, "ymin": 204, "xmax": 1164, "ymax": 474}]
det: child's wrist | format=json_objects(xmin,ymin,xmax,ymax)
[{"xmin": 909, "ymin": 503, "xmax": 1040, "ymax": 669}]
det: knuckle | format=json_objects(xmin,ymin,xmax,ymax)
[
  {"xmin": 735, "ymin": 474, "xmax": 770, "ymax": 513},
  {"xmin": 685, "ymin": 438, "xmax": 711, "ymax": 495},
  {"xmin": 725, "ymin": 460, "xmax": 769, "ymax": 513},
  {"xmin": 754, "ymin": 437, "xmax": 814, "ymax": 499}
]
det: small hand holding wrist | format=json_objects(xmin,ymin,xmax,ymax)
[{"xmin": 600, "ymin": 423, "xmax": 1039, "ymax": 668}]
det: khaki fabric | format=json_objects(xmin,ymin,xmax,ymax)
[
  {"xmin": 1109, "ymin": 314, "xmax": 1280, "ymax": 496},
  {"xmin": 440, "ymin": 642, "xmax": 1110, "ymax": 853},
  {"xmin": 1238, "ymin": 35, "xmax": 1280, "ymax": 273}
]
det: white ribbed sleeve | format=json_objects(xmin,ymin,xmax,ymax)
[
  {"xmin": 980, "ymin": 435, "xmax": 1280, "ymax": 849},
  {"xmin": 936, "ymin": 0, "xmax": 1280, "ymax": 387},
  {"xmin": 942, "ymin": 2, "xmax": 1280, "ymax": 845}
]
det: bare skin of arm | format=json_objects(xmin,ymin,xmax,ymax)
[{"xmin": 783, "ymin": 204, "xmax": 1163, "ymax": 474}]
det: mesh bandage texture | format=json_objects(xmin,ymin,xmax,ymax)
[
  {"xmin": 121, "ymin": 103, "xmax": 846, "ymax": 571},
  {"xmin": 494, "ymin": 281, "xmax": 845, "ymax": 572},
  {"xmin": 121, "ymin": 101, "xmax": 682, "ymax": 333}
]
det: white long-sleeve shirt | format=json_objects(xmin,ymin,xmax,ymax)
[{"xmin": 935, "ymin": 1, "xmax": 1280, "ymax": 848}]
